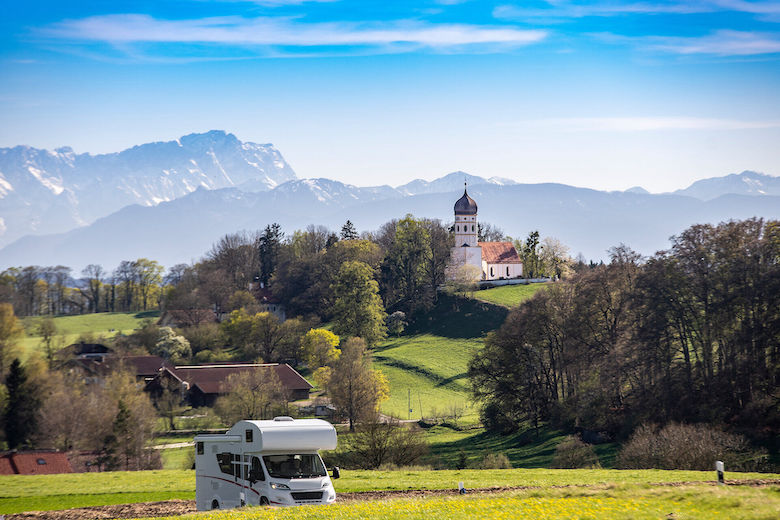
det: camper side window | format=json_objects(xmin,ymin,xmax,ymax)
[
  {"xmin": 196, "ymin": 442, "xmax": 204, "ymax": 455},
  {"xmin": 216, "ymin": 452, "xmax": 236, "ymax": 476}
]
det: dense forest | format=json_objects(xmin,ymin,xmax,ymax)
[{"xmin": 469, "ymin": 219, "xmax": 779, "ymax": 444}]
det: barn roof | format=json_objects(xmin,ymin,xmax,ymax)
[
  {"xmin": 102, "ymin": 355, "xmax": 171, "ymax": 377},
  {"xmin": 168, "ymin": 363, "xmax": 312, "ymax": 395},
  {"xmin": 479, "ymin": 241, "xmax": 522, "ymax": 264},
  {"xmin": 0, "ymin": 451, "xmax": 73, "ymax": 475}
]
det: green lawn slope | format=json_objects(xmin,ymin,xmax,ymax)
[
  {"xmin": 373, "ymin": 294, "xmax": 510, "ymax": 424},
  {"xmin": 373, "ymin": 288, "xmax": 546, "ymax": 446},
  {"xmin": 19, "ymin": 311, "xmax": 159, "ymax": 357},
  {"xmin": 471, "ymin": 282, "xmax": 551, "ymax": 308}
]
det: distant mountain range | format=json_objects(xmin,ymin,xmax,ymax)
[
  {"xmin": 0, "ymin": 130, "xmax": 295, "ymax": 247},
  {"xmin": 0, "ymin": 131, "xmax": 778, "ymax": 272},
  {"xmin": 672, "ymin": 170, "xmax": 780, "ymax": 200}
]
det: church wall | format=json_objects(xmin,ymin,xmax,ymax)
[{"xmin": 482, "ymin": 262, "xmax": 523, "ymax": 281}]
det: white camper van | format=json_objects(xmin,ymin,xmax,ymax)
[{"xmin": 194, "ymin": 417, "xmax": 339, "ymax": 509}]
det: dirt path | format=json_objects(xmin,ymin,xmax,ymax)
[{"xmin": 8, "ymin": 479, "xmax": 780, "ymax": 520}]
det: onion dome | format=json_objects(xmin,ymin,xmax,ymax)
[{"xmin": 454, "ymin": 187, "xmax": 478, "ymax": 215}]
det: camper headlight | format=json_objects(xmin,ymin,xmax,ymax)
[{"xmin": 270, "ymin": 482, "xmax": 290, "ymax": 490}]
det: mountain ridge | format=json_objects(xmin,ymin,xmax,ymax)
[
  {"xmin": 1, "ymin": 131, "xmax": 778, "ymax": 272},
  {"xmin": 0, "ymin": 130, "xmax": 296, "ymax": 247}
]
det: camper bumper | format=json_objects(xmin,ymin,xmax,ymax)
[{"xmin": 269, "ymin": 482, "xmax": 336, "ymax": 506}]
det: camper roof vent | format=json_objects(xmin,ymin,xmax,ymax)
[{"xmin": 273, "ymin": 416, "xmax": 294, "ymax": 422}]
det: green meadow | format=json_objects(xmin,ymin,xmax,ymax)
[
  {"xmin": 19, "ymin": 311, "xmax": 159, "ymax": 357},
  {"xmin": 2, "ymin": 467, "xmax": 777, "ymax": 515},
  {"xmin": 471, "ymin": 282, "xmax": 550, "ymax": 308}
]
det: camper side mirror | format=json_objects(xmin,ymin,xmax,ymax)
[{"xmin": 331, "ymin": 466, "xmax": 340, "ymax": 479}]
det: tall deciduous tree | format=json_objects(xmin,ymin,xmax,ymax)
[
  {"xmin": 300, "ymin": 328, "xmax": 340, "ymax": 368},
  {"xmin": 81, "ymin": 264, "xmax": 104, "ymax": 313},
  {"xmin": 0, "ymin": 303, "xmax": 23, "ymax": 378},
  {"xmin": 325, "ymin": 338, "xmax": 389, "ymax": 431},
  {"xmin": 135, "ymin": 258, "xmax": 163, "ymax": 311},
  {"xmin": 215, "ymin": 368, "xmax": 288, "ymax": 424},
  {"xmin": 37, "ymin": 317, "xmax": 57, "ymax": 368},
  {"xmin": 381, "ymin": 215, "xmax": 432, "ymax": 314},
  {"xmin": 332, "ymin": 261, "xmax": 387, "ymax": 346}
]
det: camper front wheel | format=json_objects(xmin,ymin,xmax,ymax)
[
  {"xmin": 260, "ymin": 497, "xmax": 269, "ymax": 506},
  {"xmin": 211, "ymin": 499, "xmax": 219, "ymax": 510}
]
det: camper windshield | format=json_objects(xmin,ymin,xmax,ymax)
[{"xmin": 262, "ymin": 454, "xmax": 326, "ymax": 479}]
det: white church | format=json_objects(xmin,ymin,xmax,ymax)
[{"xmin": 449, "ymin": 186, "xmax": 523, "ymax": 281}]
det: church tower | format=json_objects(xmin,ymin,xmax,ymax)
[
  {"xmin": 454, "ymin": 184, "xmax": 478, "ymax": 246},
  {"xmin": 449, "ymin": 184, "xmax": 484, "ymax": 280}
]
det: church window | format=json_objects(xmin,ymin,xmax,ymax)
[
  {"xmin": 471, "ymin": 225, "xmax": 475, "ymax": 232},
  {"xmin": 490, "ymin": 267, "xmax": 494, "ymax": 277},
  {"xmin": 507, "ymin": 266, "xmax": 510, "ymax": 277},
  {"xmin": 456, "ymin": 225, "xmax": 459, "ymax": 232}
]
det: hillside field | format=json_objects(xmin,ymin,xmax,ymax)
[
  {"xmin": 470, "ymin": 282, "xmax": 550, "ymax": 308},
  {"xmin": 2, "ymin": 467, "xmax": 779, "ymax": 515},
  {"xmin": 373, "ymin": 285, "xmax": 541, "ymax": 425},
  {"xmin": 18, "ymin": 311, "xmax": 159, "ymax": 357}
]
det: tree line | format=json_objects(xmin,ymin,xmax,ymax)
[
  {"xmin": 0, "ymin": 259, "xmax": 164, "ymax": 316},
  {"xmin": 469, "ymin": 218, "xmax": 780, "ymax": 441}
]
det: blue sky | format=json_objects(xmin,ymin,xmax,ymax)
[{"xmin": 1, "ymin": 1, "xmax": 779, "ymax": 192}]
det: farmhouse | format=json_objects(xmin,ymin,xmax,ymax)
[
  {"xmin": 149, "ymin": 363, "xmax": 312, "ymax": 407},
  {"xmin": 449, "ymin": 186, "xmax": 523, "ymax": 281},
  {"xmin": 0, "ymin": 451, "xmax": 73, "ymax": 475}
]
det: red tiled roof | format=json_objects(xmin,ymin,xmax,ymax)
[
  {"xmin": 0, "ymin": 455, "xmax": 14, "ymax": 475},
  {"xmin": 0, "ymin": 451, "xmax": 73, "ymax": 475},
  {"xmin": 479, "ymin": 242, "xmax": 522, "ymax": 264},
  {"xmin": 170, "ymin": 363, "xmax": 312, "ymax": 395}
]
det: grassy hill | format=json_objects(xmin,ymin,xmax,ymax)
[
  {"xmin": 373, "ymin": 293, "xmax": 509, "ymax": 424},
  {"xmin": 19, "ymin": 311, "xmax": 159, "ymax": 358},
  {"xmin": 471, "ymin": 282, "xmax": 550, "ymax": 308},
  {"xmin": 373, "ymin": 286, "xmax": 558, "ymax": 465}
]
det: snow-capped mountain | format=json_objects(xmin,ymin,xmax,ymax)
[
  {"xmin": 396, "ymin": 171, "xmax": 517, "ymax": 196},
  {"xmin": 0, "ymin": 131, "xmax": 296, "ymax": 247},
  {"xmin": 1, "ymin": 130, "xmax": 778, "ymax": 272},
  {"xmin": 673, "ymin": 170, "xmax": 780, "ymax": 200}
]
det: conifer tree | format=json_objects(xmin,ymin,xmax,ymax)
[{"xmin": 3, "ymin": 359, "xmax": 40, "ymax": 449}]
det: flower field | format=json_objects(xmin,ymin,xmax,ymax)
[{"xmin": 151, "ymin": 484, "xmax": 780, "ymax": 520}]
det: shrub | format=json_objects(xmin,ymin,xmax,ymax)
[
  {"xmin": 341, "ymin": 417, "xmax": 429, "ymax": 469},
  {"xmin": 477, "ymin": 452, "xmax": 512, "ymax": 469},
  {"xmin": 550, "ymin": 436, "xmax": 601, "ymax": 469},
  {"xmin": 617, "ymin": 422, "xmax": 768, "ymax": 471},
  {"xmin": 480, "ymin": 401, "xmax": 518, "ymax": 433}
]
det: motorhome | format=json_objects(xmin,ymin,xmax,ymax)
[{"xmin": 194, "ymin": 417, "xmax": 339, "ymax": 509}]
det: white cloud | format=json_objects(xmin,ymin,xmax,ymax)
[
  {"xmin": 526, "ymin": 116, "xmax": 780, "ymax": 131},
  {"xmin": 494, "ymin": 1, "xmax": 780, "ymax": 21},
  {"xmin": 38, "ymin": 14, "xmax": 548, "ymax": 50},
  {"xmin": 594, "ymin": 29, "xmax": 780, "ymax": 55},
  {"xmin": 646, "ymin": 29, "xmax": 780, "ymax": 55}
]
